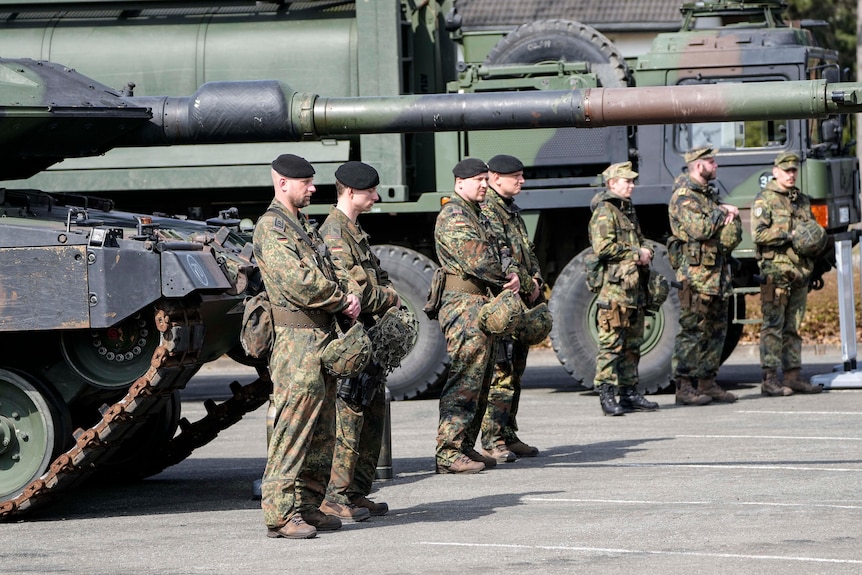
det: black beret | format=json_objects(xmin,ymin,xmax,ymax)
[
  {"xmin": 452, "ymin": 157, "xmax": 489, "ymax": 179},
  {"xmin": 335, "ymin": 161, "xmax": 380, "ymax": 189},
  {"xmin": 271, "ymin": 154, "xmax": 315, "ymax": 178},
  {"xmin": 487, "ymin": 154, "xmax": 524, "ymax": 174}
]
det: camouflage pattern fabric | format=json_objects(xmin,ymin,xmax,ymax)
[
  {"xmin": 479, "ymin": 188, "xmax": 544, "ymax": 448},
  {"xmin": 588, "ymin": 190, "xmax": 651, "ymax": 388},
  {"xmin": 435, "ymin": 194, "xmax": 508, "ymax": 465},
  {"xmin": 319, "ymin": 206, "xmax": 399, "ymax": 504},
  {"xmin": 752, "ymin": 180, "xmax": 818, "ymax": 370},
  {"xmin": 255, "ymin": 200, "xmax": 356, "ymax": 529},
  {"xmin": 668, "ymin": 174, "xmax": 733, "ymax": 381}
]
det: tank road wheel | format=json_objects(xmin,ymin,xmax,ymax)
[
  {"xmin": 60, "ymin": 310, "xmax": 159, "ymax": 389},
  {"xmin": 549, "ymin": 247, "xmax": 680, "ymax": 394},
  {"xmin": 0, "ymin": 369, "xmax": 72, "ymax": 500},
  {"xmin": 371, "ymin": 245, "xmax": 449, "ymax": 400},
  {"xmin": 485, "ymin": 19, "xmax": 631, "ymax": 88}
]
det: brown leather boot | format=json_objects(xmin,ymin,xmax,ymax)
[
  {"xmin": 782, "ymin": 368, "xmax": 822, "ymax": 394},
  {"xmin": 675, "ymin": 377, "xmax": 712, "ymax": 405},
  {"xmin": 506, "ymin": 440, "xmax": 539, "ymax": 458},
  {"xmin": 267, "ymin": 515, "xmax": 317, "ymax": 539},
  {"xmin": 436, "ymin": 453, "xmax": 484, "ymax": 474},
  {"xmin": 697, "ymin": 377, "xmax": 737, "ymax": 403},
  {"xmin": 350, "ymin": 494, "xmax": 389, "ymax": 517},
  {"xmin": 761, "ymin": 369, "xmax": 793, "ymax": 396},
  {"xmin": 319, "ymin": 499, "xmax": 371, "ymax": 523},
  {"xmin": 482, "ymin": 443, "xmax": 517, "ymax": 463}
]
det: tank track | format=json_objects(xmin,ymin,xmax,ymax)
[{"xmin": 0, "ymin": 300, "xmax": 271, "ymax": 520}]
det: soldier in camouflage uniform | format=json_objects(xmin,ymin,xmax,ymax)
[
  {"xmin": 751, "ymin": 151, "xmax": 823, "ymax": 396},
  {"xmin": 668, "ymin": 146, "xmax": 739, "ymax": 405},
  {"xmin": 588, "ymin": 161, "xmax": 659, "ymax": 416},
  {"xmin": 319, "ymin": 161, "xmax": 400, "ymax": 521},
  {"xmin": 257, "ymin": 154, "xmax": 362, "ymax": 540},
  {"xmin": 434, "ymin": 157, "xmax": 521, "ymax": 474},
  {"xmin": 480, "ymin": 154, "xmax": 543, "ymax": 461}
]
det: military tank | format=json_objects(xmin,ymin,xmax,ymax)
[{"xmin": 2, "ymin": 56, "xmax": 862, "ymax": 519}]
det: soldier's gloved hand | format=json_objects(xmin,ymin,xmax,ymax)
[
  {"xmin": 503, "ymin": 272, "xmax": 521, "ymax": 294},
  {"xmin": 343, "ymin": 293, "xmax": 361, "ymax": 320}
]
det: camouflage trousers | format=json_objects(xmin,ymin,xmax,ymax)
[
  {"xmin": 481, "ymin": 337, "xmax": 529, "ymax": 449},
  {"xmin": 672, "ymin": 292, "xmax": 727, "ymax": 380},
  {"xmin": 593, "ymin": 306, "xmax": 644, "ymax": 388},
  {"xmin": 759, "ymin": 276, "xmax": 808, "ymax": 371},
  {"xmin": 261, "ymin": 325, "xmax": 337, "ymax": 529},
  {"xmin": 436, "ymin": 291, "xmax": 496, "ymax": 465},
  {"xmin": 326, "ymin": 380, "xmax": 386, "ymax": 505}
]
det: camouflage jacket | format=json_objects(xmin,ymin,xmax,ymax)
[
  {"xmin": 588, "ymin": 190, "xmax": 651, "ymax": 308},
  {"xmin": 434, "ymin": 193, "xmax": 511, "ymax": 290},
  {"xmin": 751, "ymin": 179, "xmax": 816, "ymax": 283},
  {"xmin": 319, "ymin": 206, "xmax": 399, "ymax": 317},
  {"xmin": 668, "ymin": 173, "xmax": 732, "ymax": 297},
  {"xmin": 480, "ymin": 188, "xmax": 544, "ymax": 300},
  {"xmin": 253, "ymin": 199, "xmax": 358, "ymax": 314}
]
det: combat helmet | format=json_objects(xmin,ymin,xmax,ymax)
[
  {"xmin": 645, "ymin": 270, "xmax": 670, "ymax": 313},
  {"xmin": 478, "ymin": 289, "xmax": 524, "ymax": 336},
  {"xmin": 321, "ymin": 321, "xmax": 372, "ymax": 378},
  {"xmin": 792, "ymin": 219, "xmax": 828, "ymax": 257},
  {"xmin": 513, "ymin": 302, "xmax": 553, "ymax": 345},
  {"xmin": 718, "ymin": 217, "xmax": 742, "ymax": 254},
  {"xmin": 368, "ymin": 306, "xmax": 419, "ymax": 372}
]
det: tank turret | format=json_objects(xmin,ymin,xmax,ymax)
[{"xmin": 2, "ymin": 55, "xmax": 862, "ymax": 519}]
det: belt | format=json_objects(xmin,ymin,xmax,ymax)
[
  {"xmin": 443, "ymin": 274, "xmax": 486, "ymax": 295},
  {"xmin": 271, "ymin": 306, "xmax": 334, "ymax": 329}
]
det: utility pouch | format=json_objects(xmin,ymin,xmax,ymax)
[
  {"xmin": 761, "ymin": 276, "xmax": 776, "ymax": 305},
  {"xmin": 678, "ymin": 280, "xmax": 692, "ymax": 310},
  {"xmin": 239, "ymin": 290, "xmax": 274, "ymax": 359},
  {"xmin": 685, "ymin": 241, "xmax": 701, "ymax": 266},
  {"xmin": 423, "ymin": 267, "xmax": 446, "ymax": 320},
  {"xmin": 667, "ymin": 235, "xmax": 684, "ymax": 270},
  {"xmin": 701, "ymin": 244, "xmax": 717, "ymax": 267},
  {"xmin": 695, "ymin": 294, "xmax": 712, "ymax": 315}
]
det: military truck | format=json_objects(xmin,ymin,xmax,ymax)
[{"xmin": 0, "ymin": 0, "xmax": 856, "ymax": 397}]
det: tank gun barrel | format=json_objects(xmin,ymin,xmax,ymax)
[{"xmin": 124, "ymin": 79, "xmax": 862, "ymax": 147}]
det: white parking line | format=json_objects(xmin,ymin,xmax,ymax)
[
  {"xmin": 525, "ymin": 497, "xmax": 862, "ymax": 510},
  {"xmin": 565, "ymin": 462, "xmax": 862, "ymax": 472},
  {"xmin": 677, "ymin": 434, "xmax": 862, "ymax": 441},
  {"xmin": 419, "ymin": 541, "xmax": 862, "ymax": 564},
  {"xmin": 737, "ymin": 410, "xmax": 862, "ymax": 415}
]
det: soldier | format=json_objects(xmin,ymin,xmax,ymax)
[
  {"xmin": 588, "ymin": 161, "xmax": 659, "ymax": 416},
  {"xmin": 668, "ymin": 146, "xmax": 740, "ymax": 405},
  {"xmin": 434, "ymin": 157, "xmax": 521, "ymax": 474},
  {"xmin": 319, "ymin": 161, "xmax": 400, "ymax": 521},
  {"xmin": 751, "ymin": 151, "xmax": 825, "ymax": 396},
  {"xmin": 257, "ymin": 153, "xmax": 362, "ymax": 539},
  {"xmin": 480, "ymin": 154, "xmax": 543, "ymax": 461}
]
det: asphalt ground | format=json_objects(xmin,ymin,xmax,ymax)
[{"xmin": 3, "ymin": 345, "xmax": 862, "ymax": 575}]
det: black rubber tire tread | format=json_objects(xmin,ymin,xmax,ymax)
[
  {"xmin": 371, "ymin": 245, "xmax": 449, "ymax": 400},
  {"xmin": 549, "ymin": 245, "xmax": 679, "ymax": 394},
  {"xmin": 484, "ymin": 19, "xmax": 631, "ymax": 88}
]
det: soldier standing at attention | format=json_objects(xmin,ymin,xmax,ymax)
[
  {"xmin": 257, "ymin": 154, "xmax": 362, "ymax": 539},
  {"xmin": 588, "ymin": 161, "xmax": 659, "ymax": 416},
  {"xmin": 480, "ymin": 154, "xmax": 543, "ymax": 461},
  {"xmin": 751, "ymin": 151, "xmax": 824, "ymax": 396},
  {"xmin": 319, "ymin": 161, "xmax": 400, "ymax": 521},
  {"xmin": 434, "ymin": 157, "xmax": 521, "ymax": 474},
  {"xmin": 668, "ymin": 146, "xmax": 740, "ymax": 405}
]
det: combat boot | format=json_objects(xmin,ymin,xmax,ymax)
[
  {"xmin": 436, "ymin": 453, "xmax": 484, "ymax": 474},
  {"xmin": 619, "ymin": 385, "xmax": 659, "ymax": 412},
  {"xmin": 598, "ymin": 383, "xmax": 625, "ymax": 416},
  {"xmin": 675, "ymin": 377, "xmax": 712, "ymax": 406},
  {"xmin": 267, "ymin": 515, "xmax": 317, "ymax": 539},
  {"xmin": 697, "ymin": 377, "xmax": 737, "ymax": 403},
  {"xmin": 300, "ymin": 508, "xmax": 342, "ymax": 531},
  {"xmin": 319, "ymin": 499, "xmax": 371, "ymax": 523},
  {"xmin": 350, "ymin": 494, "xmax": 389, "ymax": 517},
  {"xmin": 782, "ymin": 368, "xmax": 822, "ymax": 394},
  {"xmin": 761, "ymin": 369, "xmax": 793, "ymax": 396},
  {"xmin": 463, "ymin": 447, "xmax": 497, "ymax": 468},
  {"xmin": 482, "ymin": 443, "xmax": 517, "ymax": 463},
  {"xmin": 506, "ymin": 439, "xmax": 539, "ymax": 458}
]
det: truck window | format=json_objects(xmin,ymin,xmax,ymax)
[{"xmin": 676, "ymin": 119, "xmax": 788, "ymax": 152}]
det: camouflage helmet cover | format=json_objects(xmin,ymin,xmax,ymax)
[
  {"xmin": 478, "ymin": 289, "xmax": 524, "ymax": 335},
  {"xmin": 513, "ymin": 302, "xmax": 553, "ymax": 345},
  {"xmin": 368, "ymin": 306, "xmax": 419, "ymax": 372},
  {"xmin": 645, "ymin": 270, "xmax": 670, "ymax": 313},
  {"xmin": 321, "ymin": 321, "xmax": 373, "ymax": 378},
  {"xmin": 683, "ymin": 146, "xmax": 717, "ymax": 164},
  {"xmin": 792, "ymin": 219, "xmax": 828, "ymax": 257},
  {"xmin": 718, "ymin": 216, "xmax": 743, "ymax": 254}
]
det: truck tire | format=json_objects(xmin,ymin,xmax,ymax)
[
  {"xmin": 549, "ymin": 245, "xmax": 679, "ymax": 394},
  {"xmin": 484, "ymin": 19, "xmax": 631, "ymax": 88},
  {"xmin": 371, "ymin": 245, "xmax": 449, "ymax": 400}
]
